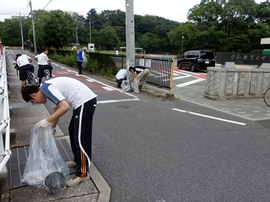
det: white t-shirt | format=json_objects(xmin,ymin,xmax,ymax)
[
  {"xmin": 17, "ymin": 54, "xmax": 30, "ymax": 67},
  {"xmin": 35, "ymin": 53, "xmax": 49, "ymax": 65},
  {"xmin": 41, "ymin": 77, "xmax": 97, "ymax": 109},
  {"xmin": 116, "ymin": 69, "xmax": 127, "ymax": 80}
]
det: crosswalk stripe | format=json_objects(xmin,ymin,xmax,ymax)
[
  {"xmin": 173, "ymin": 75, "xmax": 191, "ymax": 80},
  {"xmin": 176, "ymin": 78, "xmax": 204, "ymax": 87}
]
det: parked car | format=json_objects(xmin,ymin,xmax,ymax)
[{"xmin": 177, "ymin": 50, "xmax": 215, "ymax": 71}]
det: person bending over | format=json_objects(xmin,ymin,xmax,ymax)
[
  {"xmin": 129, "ymin": 66, "xmax": 150, "ymax": 93},
  {"xmin": 21, "ymin": 77, "xmax": 97, "ymax": 187},
  {"xmin": 16, "ymin": 54, "xmax": 34, "ymax": 88}
]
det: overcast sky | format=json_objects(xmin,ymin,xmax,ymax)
[{"xmin": 0, "ymin": 0, "xmax": 266, "ymax": 23}]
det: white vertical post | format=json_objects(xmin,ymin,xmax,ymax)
[
  {"xmin": 29, "ymin": 0, "xmax": 37, "ymax": 54},
  {"xmin": 125, "ymin": 0, "xmax": 135, "ymax": 79}
]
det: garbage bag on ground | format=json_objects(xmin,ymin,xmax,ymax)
[
  {"xmin": 121, "ymin": 80, "xmax": 134, "ymax": 92},
  {"xmin": 21, "ymin": 125, "xmax": 69, "ymax": 196}
]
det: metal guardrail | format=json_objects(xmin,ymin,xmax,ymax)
[{"xmin": 0, "ymin": 46, "xmax": 11, "ymax": 172}]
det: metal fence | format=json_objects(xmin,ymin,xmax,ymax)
[
  {"xmin": 0, "ymin": 46, "xmax": 11, "ymax": 172},
  {"xmin": 135, "ymin": 57, "xmax": 172, "ymax": 90}
]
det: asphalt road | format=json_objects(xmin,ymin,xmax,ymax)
[{"xmin": 8, "ymin": 49, "xmax": 270, "ymax": 201}]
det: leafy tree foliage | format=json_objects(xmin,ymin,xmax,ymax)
[
  {"xmin": 1, "ymin": 1, "xmax": 270, "ymax": 54},
  {"xmin": 29, "ymin": 10, "xmax": 76, "ymax": 49},
  {"xmin": 0, "ymin": 16, "xmax": 31, "ymax": 46}
]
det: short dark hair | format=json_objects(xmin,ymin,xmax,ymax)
[
  {"xmin": 21, "ymin": 85, "xmax": 40, "ymax": 102},
  {"xmin": 129, "ymin": 66, "xmax": 134, "ymax": 71},
  {"xmin": 42, "ymin": 48, "xmax": 48, "ymax": 52},
  {"xmin": 15, "ymin": 54, "xmax": 22, "ymax": 62}
]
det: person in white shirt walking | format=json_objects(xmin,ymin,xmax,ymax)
[
  {"xmin": 15, "ymin": 54, "xmax": 34, "ymax": 88},
  {"xmin": 34, "ymin": 48, "xmax": 53, "ymax": 84}
]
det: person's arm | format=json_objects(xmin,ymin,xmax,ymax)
[
  {"xmin": 46, "ymin": 100, "xmax": 70, "ymax": 123},
  {"xmin": 51, "ymin": 107, "xmax": 60, "ymax": 128},
  {"xmin": 29, "ymin": 58, "xmax": 33, "ymax": 63},
  {"xmin": 130, "ymin": 71, "xmax": 137, "ymax": 82}
]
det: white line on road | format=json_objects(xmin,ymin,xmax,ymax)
[
  {"xmin": 176, "ymin": 78, "xmax": 204, "ymax": 87},
  {"xmin": 102, "ymin": 86, "xmax": 115, "ymax": 91},
  {"xmin": 172, "ymin": 108, "xmax": 246, "ymax": 126},
  {"xmin": 98, "ymin": 98, "xmax": 140, "ymax": 104},
  {"xmin": 173, "ymin": 75, "xmax": 191, "ymax": 80}
]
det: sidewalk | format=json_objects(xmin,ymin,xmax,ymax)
[{"xmin": 6, "ymin": 54, "xmax": 111, "ymax": 202}]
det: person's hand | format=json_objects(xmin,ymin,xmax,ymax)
[{"xmin": 36, "ymin": 119, "xmax": 50, "ymax": 128}]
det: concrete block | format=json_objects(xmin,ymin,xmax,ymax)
[{"xmin": 260, "ymin": 63, "xmax": 270, "ymax": 69}]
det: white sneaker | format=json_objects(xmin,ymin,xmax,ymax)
[
  {"xmin": 66, "ymin": 175, "xmax": 90, "ymax": 187},
  {"xmin": 66, "ymin": 161, "xmax": 76, "ymax": 168}
]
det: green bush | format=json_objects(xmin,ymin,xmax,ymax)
[
  {"xmin": 48, "ymin": 52, "xmax": 116, "ymax": 78},
  {"xmin": 250, "ymin": 49, "xmax": 263, "ymax": 54}
]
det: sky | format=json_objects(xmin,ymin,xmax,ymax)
[{"xmin": 0, "ymin": 0, "xmax": 266, "ymax": 23}]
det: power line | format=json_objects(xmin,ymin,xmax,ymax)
[{"xmin": 0, "ymin": 6, "xmax": 28, "ymax": 15}]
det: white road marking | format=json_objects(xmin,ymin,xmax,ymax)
[
  {"xmin": 172, "ymin": 108, "xmax": 246, "ymax": 126},
  {"xmin": 98, "ymin": 98, "xmax": 140, "ymax": 104},
  {"xmin": 173, "ymin": 75, "xmax": 190, "ymax": 80},
  {"xmin": 176, "ymin": 78, "xmax": 204, "ymax": 87},
  {"xmin": 102, "ymin": 86, "xmax": 115, "ymax": 91}
]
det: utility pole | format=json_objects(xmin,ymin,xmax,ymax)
[
  {"xmin": 125, "ymin": 0, "xmax": 135, "ymax": 79},
  {"xmin": 89, "ymin": 21, "xmax": 91, "ymax": 43},
  {"xmin": 19, "ymin": 12, "xmax": 24, "ymax": 49},
  {"xmin": 76, "ymin": 27, "xmax": 78, "ymax": 44},
  {"xmin": 29, "ymin": 0, "xmax": 37, "ymax": 54}
]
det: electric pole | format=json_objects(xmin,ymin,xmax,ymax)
[
  {"xmin": 125, "ymin": 0, "xmax": 135, "ymax": 79},
  {"xmin": 89, "ymin": 21, "xmax": 91, "ymax": 43},
  {"xmin": 19, "ymin": 12, "xmax": 24, "ymax": 49},
  {"xmin": 29, "ymin": 0, "xmax": 37, "ymax": 54}
]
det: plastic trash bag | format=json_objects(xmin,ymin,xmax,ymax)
[
  {"xmin": 121, "ymin": 80, "xmax": 134, "ymax": 92},
  {"xmin": 21, "ymin": 125, "xmax": 69, "ymax": 196},
  {"xmin": 82, "ymin": 57, "xmax": 88, "ymax": 68}
]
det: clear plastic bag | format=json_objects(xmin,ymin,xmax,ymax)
[
  {"xmin": 121, "ymin": 80, "xmax": 134, "ymax": 92},
  {"xmin": 21, "ymin": 125, "xmax": 69, "ymax": 196},
  {"xmin": 82, "ymin": 57, "xmax": 88, "ymax": 68}
]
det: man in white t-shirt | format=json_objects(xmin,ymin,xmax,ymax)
[
  {"xmin": 115, "ymin": 69, "xmax": 127, "ymax": 88},
  {"xmin": 34, "ymin": 48, "xmax": 53, "ymax": 84},
  {"xmin": 15, "ymin": 54, "xmax": 34, "ymax": 87},
  {"xmin": 21, "ymin": 77, "xmax": 97, "ymax": 187}
]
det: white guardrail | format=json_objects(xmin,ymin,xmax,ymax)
[{"xmin": 0, "ymin": 46, "xmax": 11, "ymax": 172}]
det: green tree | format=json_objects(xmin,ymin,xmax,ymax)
[
  {"xmin": 29, "ymin": 10, "xmax": 76, "ymax": 49},
  {"xmin": 94, "ymin": 26, "xmax": 120, "ymax": 50},
  {"xmin": 86, "ymin": 8, "xmax": 103, "ymax": 31}
]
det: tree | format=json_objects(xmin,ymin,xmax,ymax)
[
  {"xmin": 29, "ymin": 10, "xmax": 76, "ymax": 49},
  {"xmin": 0, "ymin": 16, "xmax": 31, "ymax": 46},
  {"xmin": 86, "ymin": 8, "xmax": 103, "ymax": 31},
  {"xmin": 94, "ymin": 26, "xmax": 120, "ymax": 50}
]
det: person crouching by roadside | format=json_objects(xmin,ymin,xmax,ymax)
[
  {"xmin": 34, "ymin": 48, "xmax": 53, "ymax": 84},
  {"xmin": 15, "ymin": 54, "xmax": 34, "ymax": 88},
  {"xmin": 115, "ymin": 69, "xmax": 127, "ymax": 88},
  {"xmin": 129, "ymin": 66, "xmax": 150, "ymax": 93}
]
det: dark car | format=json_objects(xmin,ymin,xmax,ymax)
[{"xmin": 177, "ymin": 50, "xmax": 215, "ymax": 71}]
